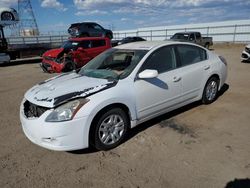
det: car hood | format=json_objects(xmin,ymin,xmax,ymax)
[
  {"xmin": 43, "ymin": 48, "xmax": 64, "ymax": 58},
  {"xmin": 25, "ymin": 72, "xmax": 117, "ymax": 108}
]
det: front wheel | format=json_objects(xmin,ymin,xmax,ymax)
[
  {"xmin": 202, "ymin": 77, "xmax": 219, "ymax": 104},
  {"xmin": 63, "ymin": 62, "xmax": 76, "ymax": 72},
  {"xmin": 91, "ymin": 108, "xmax": 129, "ymax": 150}
]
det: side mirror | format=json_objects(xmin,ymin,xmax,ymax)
[{"xmin": 138, "ymin": 69, "xmax": 158, "ymax": 79}]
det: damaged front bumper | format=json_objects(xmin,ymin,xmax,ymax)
[
  {"xmin": 20, "ymin": 100, "xmax": 91, "ymax": 151},
  {"xmin": 40, "ymin": 62, "xmax": 53, "ymax": 73}
]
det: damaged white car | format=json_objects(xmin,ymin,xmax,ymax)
[{"xmin": 20, "ymin": 41, "xmax": 227, "ymax": 151}]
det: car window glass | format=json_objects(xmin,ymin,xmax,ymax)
[
  {"xmin": 189, "ymin": 34, "xmax": 195, "ymax": 41},
  {"xmin": 196, "ymin": 33, "xmax": 201, "ymax": 39},
  {"xmin": 93, "ymin": 24, "xmax": 103, "ymax": 30},
  {"xmin": 140, "ymin": 46, "xmax": 176, "ymax": 74},
  {"xmin": 91, "ymin": 40, "xmax": 106, "ymax": 48},
  {"xmin": 79, "ymin": 41, "xmax": 91, "ymax": 48},
  {"xmin": 177, "ymin": 45, "xmax": 207, "ymax": 66}
]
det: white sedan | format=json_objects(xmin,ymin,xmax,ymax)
[{"xmin": 20, "ymin": 41, "xmax": 227, "ymax": 151}]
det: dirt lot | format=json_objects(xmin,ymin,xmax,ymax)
[{"xmin": 0, "ymin": 44, "xmax": 249, "ymax": 188}]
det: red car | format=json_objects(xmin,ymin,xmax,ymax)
[{"xmin": 41, "ymin": 37, "xmax": 111, "ymax": 73}]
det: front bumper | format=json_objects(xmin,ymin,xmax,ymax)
[
  {"xmin": 20, "ymin": 103, "xmax": 91, "ymax": 151},
  {"xmin": 41, "ymin": 58, "xmax": 65, "ymax": 73},
  {"xmin": 241, "ymin": 50, "xmax": 250, "ymax": 61}
]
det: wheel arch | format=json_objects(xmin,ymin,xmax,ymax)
[{"xmin": 88, "ymin": 102, "xmax": 132, "ymax": 145}]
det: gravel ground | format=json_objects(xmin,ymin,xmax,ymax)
[{"xmin": 0, "ymin": 43, "xmax": 249, "ymax": 188}]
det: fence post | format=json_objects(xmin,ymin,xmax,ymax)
[
  {"xmin": 207, "ymin": 27, "xmax": 209, "ymax": 37},
  {"xmin": 150, "ymin": 30, "xmax": 152, "ymax": 41},
  {"xmin": 166, "ymin": 29, "xmax": 168, "ymax": 39},
  {"xmin": 233, "ymin": 24, "xmax": 237, "ymax": 43}
]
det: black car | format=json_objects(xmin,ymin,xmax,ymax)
[
  {"xmin": 68, "ymin": 22, "xmax": 113, "ymax": 39},
  {"xmin": 117, "ymin": 37, "xmax": 146, "ymax": 45}
]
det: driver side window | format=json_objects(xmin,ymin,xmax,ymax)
[{"xmin": 140, "ymin": 46, "xmax": 176, "ymax": 74}]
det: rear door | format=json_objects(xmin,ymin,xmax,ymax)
[{"xmin": 175, "ymin": 44, "xmax": 210, "ymax": 101}]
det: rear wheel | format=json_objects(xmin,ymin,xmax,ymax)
[
  {"xmin": 202, "ymin": 77, "xmax": 219, "ymax": 104},
  {"xmin": 91, "ymin": 108, "xmax": 129, "ymax": 150}
]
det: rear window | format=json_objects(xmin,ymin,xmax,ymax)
[{"xmin": 92, "ymin": 40, "xmax": 106, "ymax": 48}]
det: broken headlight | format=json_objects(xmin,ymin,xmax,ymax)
[{"xmin": 45, "ymin": 99, "xmax": 89, "ymax": 122}]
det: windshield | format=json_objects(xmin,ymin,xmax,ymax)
[
  {"xmin": 171, "ymin": 33, "xmax": 189, "ymax": 40},
  {"xmin": 61, "ymin": 41, "xmax": 79, "ymax": 50},
  {"xmin": 79, "ymin": 48, "xmax": 148, "ymax": 80}
]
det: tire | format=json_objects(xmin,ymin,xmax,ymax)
[
  {"xmin": 91, "ymin": 108, "xmax": 129, "ymax": 150},
  {"xmin": 63, "ymin": 62, "xmax": 75, "ymax": 72},
  {"xmin": 202, "ymin": 77, "xmax": 219, "ymax": 104},
  {"xmin": 1, "ymin": 12, "xmax": 14, "ymax": 21}
]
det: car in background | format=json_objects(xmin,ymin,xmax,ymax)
[
  {"xmin": 117, "ymin": 37, "xmax": 146, "ymax": 45},
  {"xmin": 0, "ymin": 53, "xmax": 10, "ymax": 64},
  {"xmin": 41, "ymin": 37, "xmax": 111, "ymax": 73},
  {"xmin": 0, "ymin": 8, "xmax": 19, "ymax": 26},
  {"xmin": 241, "ymin": 44, "xmax": 250, "ymax": 62},
  {"xmin": 68, "ymin": 22, "xmax": 113, "ymax": 39},
  {"xmin": 20, "ymin": 41, "xmax": 227, "ymax": 151},
  {"xmin": 170, "ymin": 32, "xmax": 213, "ymax": 49}
]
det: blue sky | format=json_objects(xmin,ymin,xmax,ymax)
[{"xmin": 1, "ymin": 0, "xmax": 250, "ymax": 34}]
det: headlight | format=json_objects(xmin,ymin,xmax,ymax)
[{"xmin": 45, "ymin": 99, "xmax": 89, "ymax": 122}]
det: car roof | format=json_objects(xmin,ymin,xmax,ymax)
[
  {"xmin": 69, "ymin": 37, "xmax": 108, "ymax": 41},
  {"xmin": 70, "ymin": 22, "xmax": 97, "ymax": 26},
  {"xmin": 114, "ymin": 41, "xmax": 179, "ymax": 50},
  {"xmin": 174, "ymin": 32, "xmax": 199, "ymax": 35}
]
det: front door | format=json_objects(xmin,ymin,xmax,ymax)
[{"xmin": 134, "ymin": 46, "xmax": 183, "ymax": 120}]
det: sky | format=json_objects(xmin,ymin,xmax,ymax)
[{"xmin": 1, "ymin": 0, "xmax": 250, "ymax": 34}]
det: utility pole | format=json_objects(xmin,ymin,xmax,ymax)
[{"xmin": 17, "ymin": 0, "xmax": 39, "ymax": 36}]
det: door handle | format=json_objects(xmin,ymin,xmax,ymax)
[
  {"xmin": 204, "ymin": 65, "xmax": 210, "ymax": 70},
  {"xmin": 173, "ymin": 76, "xmax": 181, "ymax": 82}
]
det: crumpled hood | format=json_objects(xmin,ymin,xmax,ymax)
[
  {"xmin": 43, "ymin": 48, "xmax": 64, "ymax": 58},
  {"xmin": 25, "ymin": 72, "xmax": 117, "ymax": 108}
]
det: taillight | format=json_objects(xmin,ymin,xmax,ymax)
[{"xmin": 219, "ymin": 56, "xmax": 227, "ymax": 66}]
